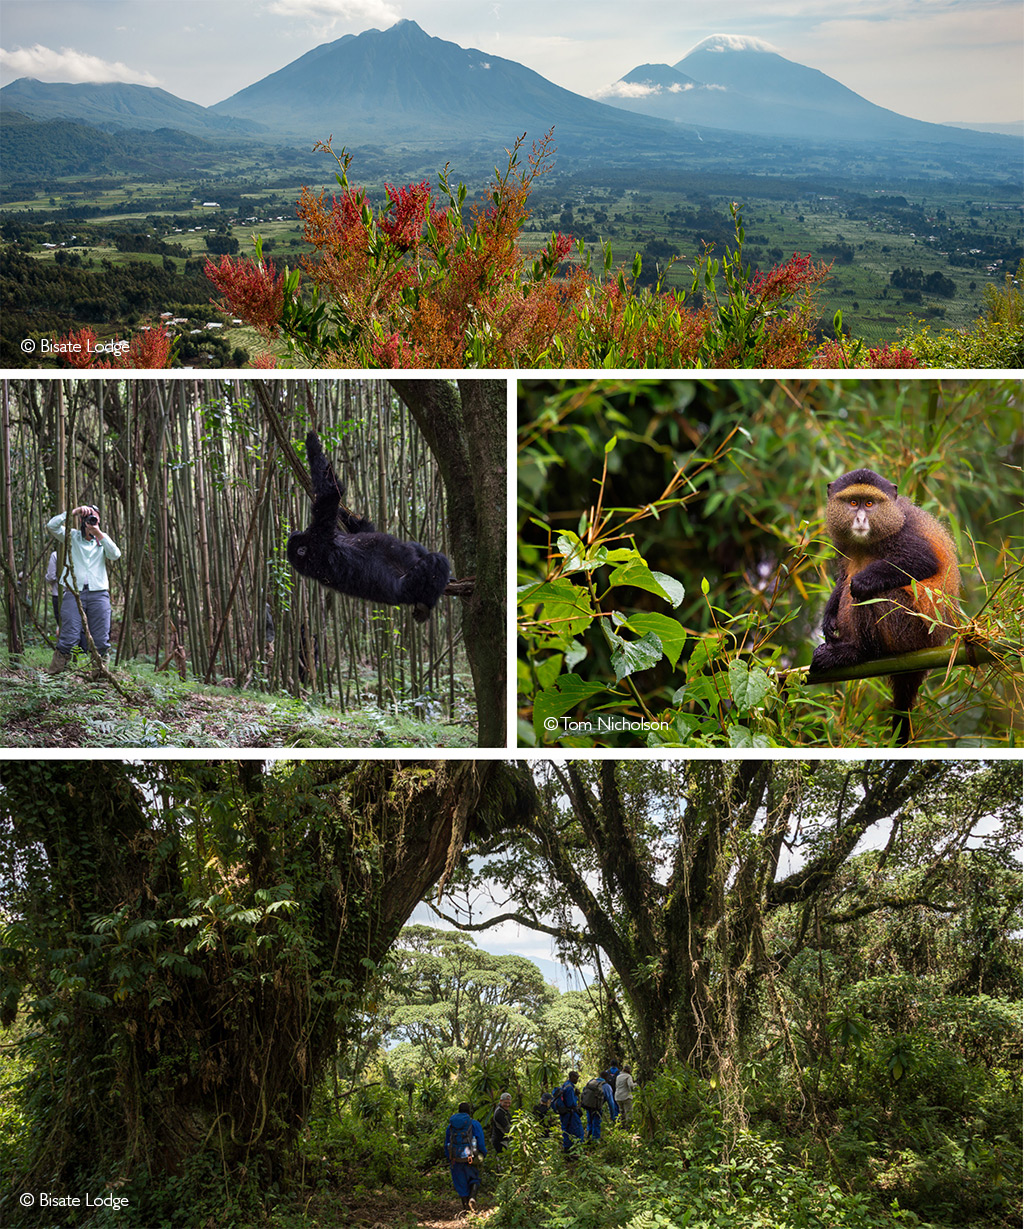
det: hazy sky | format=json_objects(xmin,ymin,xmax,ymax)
[{"xmin": 1, "ymin": 0, "xmax": 1021, "ymax": 123}]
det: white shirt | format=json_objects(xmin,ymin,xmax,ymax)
[
  {"xmin": 615, "ymin": 1072, "xmax": 635, "ymax": 1101},
  {"xmin": 47, "ymin": 513, "xmax": 121, "ymax": 592}
]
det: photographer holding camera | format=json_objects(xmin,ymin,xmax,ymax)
[{"xmin": 46, "ymin": 505, "xmax": 122, "ymax": 674}]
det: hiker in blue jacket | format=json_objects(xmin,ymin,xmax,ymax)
[
  {"xmin": 580, "ymin": 1073, "xmax": 616, "ymax": 1141},
  {"xmin": 551, "ymin": 1071, "xmax": 584, "ymax": 1153},
  {"xmin": 445, "ymin": 1101, "xmax": 486, "ymax": 1211},
  {"xmin": 605, "ymin": 1065, "xmax": 621, "ymax": 1122}
]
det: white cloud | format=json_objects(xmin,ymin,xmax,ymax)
[
  {"xmin": 691, "ymin": 33, "xmax": 777, "ymax": 54},
  {"xmin": 266, "ymin": 0, "xmax": 400, "ymax": 23},
  {"xmin": 0, "ymin": 43, "xmax": 159, "ymax": 85},
  {"xmin": 596, "ymin": 80, "xmax": 662, "ymax": 98}
]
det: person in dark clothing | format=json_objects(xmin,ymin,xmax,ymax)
[
  {"xmin": 601, "ymin": 1070, "xmax": 619, "ymax": 1124},
  {"xmin": 532, "ymin": 1091, "xmax": 554, "ymax": 1136},
  {"xmin": 553, "ymin": 1071, "xmax": 584, "ymax": 1153},
  {"xmin": 445, "ymin": 1101, "xmax": 486, "ymax": 1211},
  {"xmin": 492, "ymin": 1092, "xmax": 513, "ymax": 1153},
  {"xmin": 580, "ymin": 1073, "xmax": 616, "ymax": 1141}
]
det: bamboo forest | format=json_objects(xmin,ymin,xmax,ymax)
[
  {"xmin": 0, "ymin": 759, "xmax": 1020, "ymax": 1229},
  {"xmin": 0, "ymin": 379, "xmax": 507, "ymax": 748}
]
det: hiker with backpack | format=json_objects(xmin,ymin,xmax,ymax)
[
  {"xmin": 445, "ymin": 1101, "xmax": 486, "ymax": 1212},
  {"xmin": 580, "ymin": 1073, "xmax": 617, "ymax": 1140},
  {"xmin": 605, "ymin": 1065, "xmax": 621, "ymax": 1121},
  {"xmin": 532, "ymin": 1091, "xmax": 555, "ymax": 1136},
  {"xmin": 614, "ymin": 1066, "xmax": 636, "ymax": 1126},
  {"xmin": 550, "ymin": 1071, "xmax": 584, "ymax": 1153}
]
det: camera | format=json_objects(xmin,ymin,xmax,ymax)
[{"xmin": 84, "ymin": 515, "xmax": 99, "ymax": 526}]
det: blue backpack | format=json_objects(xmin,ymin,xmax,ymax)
[
  {"xmin": 550, "ymin": 1083, "xmax": 572, "ymax": 1115},
  {"xmin": 448, "ymin": 1120, "xmax": 476, "ymax": 1163}
]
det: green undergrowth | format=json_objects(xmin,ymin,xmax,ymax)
[{"xmin": 0, "ymin": 648, "xmax": 475, "ymax": 748}]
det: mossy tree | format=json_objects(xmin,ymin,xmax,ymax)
[{"xmin": 0, "ymin": 758, "xmax": 533, "ymax": 1196}]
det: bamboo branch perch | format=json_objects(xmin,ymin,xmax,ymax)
[{"xmin": 805, "ymin": 638, "xmax": 1022, "ymax": 685}]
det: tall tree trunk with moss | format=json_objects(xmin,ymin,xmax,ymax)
[
  {"xmin": 0, "ymin": 759, "xmax": 533, "ymax": 1192},
  {"xmin": 390, "ymin": 379, "xmax": 507, "ymax": 747},
  {"xmin": 437, "ymin": 760, "xmax": 1020, "ymax": 1088}
]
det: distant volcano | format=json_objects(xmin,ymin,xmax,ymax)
[{"xmin": 599, "ymin": 33, "xmax": 1004, "ymax": 147}]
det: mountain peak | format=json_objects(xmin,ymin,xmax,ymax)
[{"xmin": 687, "ymin": 34, "xmax": 778, "ymax": 55}]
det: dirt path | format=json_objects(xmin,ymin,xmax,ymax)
[{"xmin": 342, "ymin": 1195, "xmax": 494, "ymax": 1228}]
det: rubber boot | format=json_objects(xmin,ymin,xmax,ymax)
[{"xmin": 48, "ymin": 648, "xmax": 71, "ymax": 675}]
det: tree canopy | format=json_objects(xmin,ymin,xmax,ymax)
[{"xmin": 437, "ymin": 760, "xmax": 1022, "ymax": 1080}]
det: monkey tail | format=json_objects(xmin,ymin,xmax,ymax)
[{"xmin": 890, "ymin": 670, "xmax": 925, "ymax": 745}]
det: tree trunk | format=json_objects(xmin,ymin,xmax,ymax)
[
  {"xmin": 390, "ymin": 379, "xmax": 507, "ymax": 747},
  {"xmin": 0, "ymin": 759, "xmax": 534, "ymax": 1186}
]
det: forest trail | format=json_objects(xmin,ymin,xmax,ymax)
[{"xmin": 342, "ymin": 1192, "xmax": 493, "ymax": 1228}]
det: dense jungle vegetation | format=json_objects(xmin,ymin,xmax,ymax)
[{"xmin": 0, "ymin": 758, "xmax": 1020, "ymax": 1229}]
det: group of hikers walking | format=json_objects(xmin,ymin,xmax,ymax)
[
  {"xmin": 445, "ymin": 1065, "xmax": 636, "ymax": 1211},
  {"xmin": 548, "ymin": 1065, "xmax": 635, "ymax": 1148}
]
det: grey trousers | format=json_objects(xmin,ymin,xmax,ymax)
[{"xmin": 57, "ymin": 587, "xmax": 112, "ymax": 656}]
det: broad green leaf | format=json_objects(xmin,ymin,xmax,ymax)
[
  {"xmin": 517, "ymin": 579, "xmax": 594, "ymax": 640},
  {"xmin": 606, "ymin": 559, "xmax": 684, "ymax": 607},
  {"xmin": 605, "ymin": 630, "xmax": 664, "ymax": 682},
  {"xmin": 728, "ymin": 660, "xmax": 772, "ymax": 711},
  {"xmin": 556, "ymin": 532, "xmax": 608, "ymax": 574},
  {"xmin": 625, "ymin": 613, "xmax": 686, "ymax": 667},
  {"xmin": 533, "ymin": 675, "xmax": 609, "ymax": 740}
]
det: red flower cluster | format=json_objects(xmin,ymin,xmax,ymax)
[
  {"xmin": 749, "ymin": 253, "xmax": 826, "ymax": 304},
  {"xmin": 205, "ymin": 255, "xmax": 285, "ymax": 338},
  {"xmin": 378, "ymin": 182, "xmax": 431, "ymax": 250},
  {"xmin": 331, "ymin": 188, "xmax": 367, "ymax": 236},
  {"xmin": 812, "ymin": 338, "xmax": 920, "ymax": 369},
  {"xmin": 55, "ymin": 326, "xmax": 172, "ymax": 369},
  {"xmin": 865, "ymin": 344, "xmax": 919, "ymax": 368},
  {"xmin": 552, "ymin": 232, "xmax": 573, "ymax": 261},
  {"xmin": 369, "ymin": 329, "xmax": 428, "ymax": 368}
]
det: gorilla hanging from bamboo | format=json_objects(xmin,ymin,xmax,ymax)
[{"xmin": 287, "ymin": 431, "xmax": 450, "ymax": 623}]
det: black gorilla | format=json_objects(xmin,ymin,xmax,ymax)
[{"xmin": 286, "ymin": 432, "xmax": 450, "ymax": 623}]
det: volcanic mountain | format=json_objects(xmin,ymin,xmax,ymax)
[
  {"xmin": 601, "ymin": 34, "xmax": 1005, "ymax": 148},
  {"xmin": 209, "ymin": 19, "xmax": 680, "ymax": 149},
  {"xmin": 0, "ymin": 77, "xmax": 256, "ymax": 135}
]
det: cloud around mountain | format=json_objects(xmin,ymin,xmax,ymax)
[{"xmin": 0, "ymin": 43, "xmax": 160, "ymax": 87}]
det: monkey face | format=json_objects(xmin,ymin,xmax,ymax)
[
  {"xmin": 828, "ymin": 482, "xmax": 903, "ymax": 549},
  {"xmin": 846, "ymin": 497, "xmax": 877, "ymax": 540}
]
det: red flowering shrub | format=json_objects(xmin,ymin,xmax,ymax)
[
  {"xmin": 207, "ymin": 134, "xmax": 922, "ymax": 369},
  {"xmin": 812, "ymin": 336, "xmax": 920, "ymax": 369},
  {"xmin": 54, "ymin": 325, "xmax": 173, "ymax": 369},
  {"xmin": 865, "ymin": 344, "xmax": 920, "ymax": 369},
  {"xmin": 205, "ymin": 254, "xmax": 286, "ymax": 338}
]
